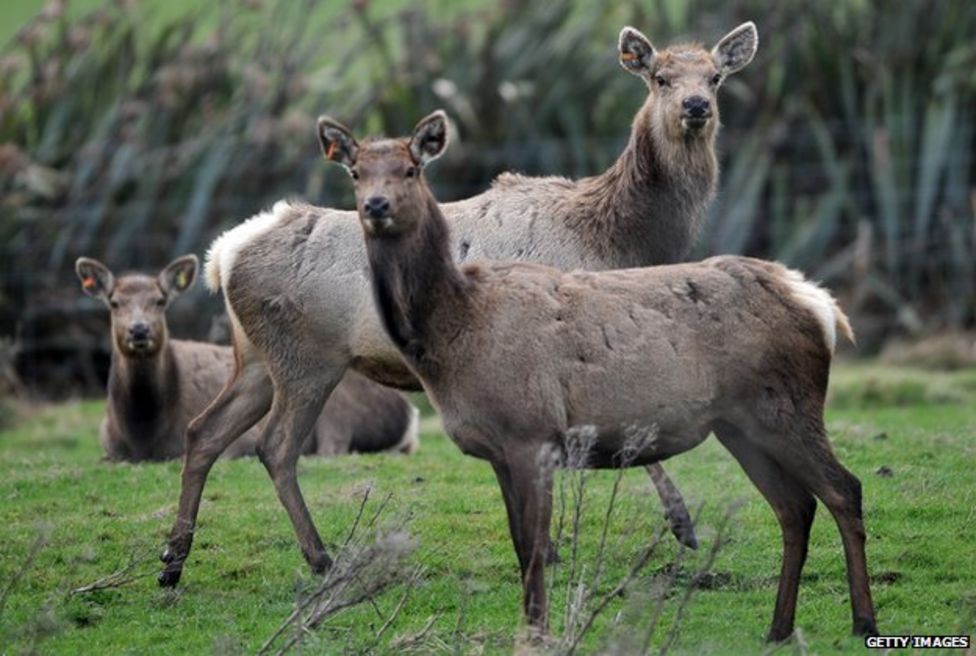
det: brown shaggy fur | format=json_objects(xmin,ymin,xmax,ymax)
[
  {"xmin": 344, "ymin": 114, "xmax": 876, "ymax": 641},
  {"xmin": 76, "ymin": 257, "xmax": 417, "ymax": 463},
  {"xmin": 159, "ymin": 22, "xmax": 760, "ymax": 590}
]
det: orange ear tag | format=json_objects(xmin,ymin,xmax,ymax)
[
  {"xmin": 326, "ymin": 142, "xmax": 337, "ymax": 160},
  {"xmin": 621, "ymin": 52, "xmax": 637, "ymax": 62},
  {"xmin": 83, "ymin": 276, "xmax": 97, "ymax": 290}
]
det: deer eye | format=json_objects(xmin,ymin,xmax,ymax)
[
  {"xmin": 654, "ymin": 75, "xmax": 669, "ymax": 88},
  {"xmin": 405, "ymin": 166, "xmax": 416, "ymax": 179},
  {"xmin": 109, "ymin": 300, "xmax": 120, "ymax": 309},
  {"xmin": 710, "ymin": 73, "xmax": 722, "ymax": 86},
  {"xmin": 349, "ymin": 169, "xmax": 360, "ymax": 180},
  {"xmin": 155, "ymin": 298, "xmax": 166, "ymax": 307}
]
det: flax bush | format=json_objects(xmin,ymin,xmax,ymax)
[{"xmin": 1, "ymin": 0, "xmax": 973, "ymax": 394}]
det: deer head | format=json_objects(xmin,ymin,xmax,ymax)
[
  {"xmin": 619, "ymin": 22, "xmax": 758, "ymax": 140},
  {"xmin": 317, "ymin": 110, "xmax": 449, "ymax": 237},
  {"xmin": 76, "ymin": 255, "xmax": 198, "ymax": 358}
]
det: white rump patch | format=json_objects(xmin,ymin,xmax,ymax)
[
  {"xmin": 204, "ymin": 200, "xmax": 293, "ymax": 294},
  {"xmin": 396, "ymin": 405, "xmax": 420, "ymax": 455},
  {"xmin": 781, "ymin": 268, "xmax": 853, "ymax": 353}
]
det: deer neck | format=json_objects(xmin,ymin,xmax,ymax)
[
  {"xmin": 108, "ymin": 342, "xmax": 178, "ymax": 434},
  {"xmin": 364, "ymin": 194, "xmax": 470, "ymax": 372},
  {"xmin": 570, "ymin": 101, "xmax": 719, "ymax": 265}
]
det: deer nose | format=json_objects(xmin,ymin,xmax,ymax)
[
  {"xmin": 363, "ymin": 196, "xmax": 391, "ymax": 219},
  {"xmin": 129, "ymin": 323, "xmax": 151, "ymax": 341},
  {"xmin": 682, "ymin": 96, "xmax": 711, "ymax": 118}
]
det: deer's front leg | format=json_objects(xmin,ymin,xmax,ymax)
[
  {"xmin": 497, "ymin": 447, "xmax": 554, "ymax": 632},
  {"xmin": 492, "ymin": 461, "xmax": 526, "ymax": 572}
]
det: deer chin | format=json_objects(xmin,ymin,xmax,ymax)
[
  {"xmin": 680, "ymin": 117, "xmax": 711, "ymax": 135},
  {"xmin": 363, "ymin": 216, "xmax": 396, "ymax": 236},
  {"xmin": 123, "ymin": 339, "xmax": 158, "ymax": 357}
]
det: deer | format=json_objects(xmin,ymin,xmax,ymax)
[
  {"xmin": 76, "ymin": 255, "xmax": 419, "ymax": 462},
  {"xmin": 324, "ymin": 111, "xmax": 879, "ymax": 641},
  {"xmin": 158, "ymin": 22, "xmax": 759, "ymax": 587}
]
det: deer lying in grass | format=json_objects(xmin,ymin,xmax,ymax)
[
  {"xmin": 331, "ymin": 111, "xmax": 878, "ymax": 641},
  {"xmin": 76, "ymin": 256, "xmax": 418, "ymax": 462},
  {"xmin": 159, "ymin": 22, "xmax": 759, "ymax": 586}
]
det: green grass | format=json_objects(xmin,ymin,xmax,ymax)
[{"xmin": 1, "ymin": 362, "xmax": 975, "ymax": 654}]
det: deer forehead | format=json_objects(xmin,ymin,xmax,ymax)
[
  {"xmin": 656, "ymin": 46, "xmax": 717, "ymax": 78},
  {"xmin": 357, "ymin": 139, "xmax": 414, "ymax": 176},
  {"xmin": 112, "ymin": 276, "xmax": 162, "ymax": 301}
]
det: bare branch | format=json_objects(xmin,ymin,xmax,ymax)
[
  {"xmin": 388, "ymin": 612, "xmax": 442, "ymax": 652},
  {"xmin": 566, "ymin": 524, "xmax": 669, "ymax": 656},
  {"xmin": 258, "ymin": 488, "xmax": 417, "ymax": 655},
  {"xmin": 659, "ymin": 504, "xmax": 739, "ymax": 655}
]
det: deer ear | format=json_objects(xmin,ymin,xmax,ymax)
[
  {"xmin": 618, "ymin": 26, "xmax": 656, "ymax": 76},
  {"xmin": 317, "ymin": 116, "xmax": 359, "ymax": 168},
  {"xmin": 409, "ymin": 110, "xmax": 449, "ymax": 167},
  {"xmin": 159, "ymin": 254, "xmax": 198, "ymax": 298},
  {"xmin": 76, "ymin": 257, "xmax": 115, "ymax": 302},
  {"xmin": 712, "ymin": 21, "xmax": 758, "ymax": 75}
]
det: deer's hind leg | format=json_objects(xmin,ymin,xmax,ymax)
[
  {"xmin": 716, "ymin": 413, "xmax": 878, "ymax": 641},
  {"xmin": 713, "ymin": 421, "xmax": 816, "ymax": 642},
  {"xmin": 160, "ymin": 351, "xmax": 273, "ymax": 587},
  {"xmin": 645, "ymin": 463, "xmax": 698, "ymax": 549},
  {"xmin": 765, "ymin": 420, "xmax": 878, "ymax": 638}
]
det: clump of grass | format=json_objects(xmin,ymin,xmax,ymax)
[
  {"xmin": 829, "ymin": 362, "xmax": 976, "ymax": 409},
  {"xmin": 880, "ymin": 332, "xmax": 976, "ymax": 370},
  {"xmin": 0, "ymin": 525, "xmax": 57, "ymax": 650},
  {"xmin": 258, "ymin": 487, "xmax": 422, "ymax": 655},
  {"xmin": 541, "ymin": 426, "xmax": 736, "ymax": 655}
]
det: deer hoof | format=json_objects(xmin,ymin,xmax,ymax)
[
  {"xmin": 310, "ymin": 552, "xmax": 334, "ymax": 575},
  {"xmin": 853, "ymin": 617, "xmax": 879, "ymax": 637},
  {"xmin": 674, "ymin": 524, "xmax": 699, "ymax": 550},
  {"xmin": 765, "ymin": 628, "xmax": 793, "ymax": 644},
  {"xmin": 545, "ymin": 543, "xmax": 561, "ymax": 565},
  {"xmin": 666, "ymin": 512, "xmax": 699, "ymax": 550},
  {"xmin": 158, "ymin": 566, "xmax": 183, "ymax": 588}
]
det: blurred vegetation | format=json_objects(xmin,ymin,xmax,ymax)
[{"xmin": 1, "ymin": 0, "xmax": 974, "ymax": 394}]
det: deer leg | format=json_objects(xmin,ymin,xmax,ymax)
[
  {"xmin": 772, "ymin": 430, "xmax": 878, "ymax": 638},
  {"xmin": 492, "ymin": 461, "xmax": 527, "ymax": 572},
  {"xmin": 159, "ymin": 358, "xmax": 272, "ymax": 587},
  {"xmin": 256, "ymin": 378, "xmax": 339, "ymax": 575},
  {"xmin": 830, "ymin": 479, "xmax": 877, "ymax": 637},
  {"xmin": 714, "ymin": 423, "xmax": 816, "ymax": 642},
  {"xmin": 505, "ymin": 449, "xmax": 554, "ymax": 632},
  {"xmin": 644, "ymin": 463, "xmax": 698, "ymax": 549},
  {"xmin": 494, "ymin": 460, "xmax": 563, "ymax": 568}
]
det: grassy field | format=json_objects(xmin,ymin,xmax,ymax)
[{"xmin": 0, "ymin": 362, "xmax": 974, "ymax": 654}]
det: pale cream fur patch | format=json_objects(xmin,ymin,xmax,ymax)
[
  {"xmin": 204, "ymin": 200, "xmax": 293, "ymax": 294},
  {"xmin": 782, "ymin": 268, "xmax": 854, "ymax": 353},
  {"xmin": 396, "ymin": 405, "xmax": 420, "ymax": 455}
]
